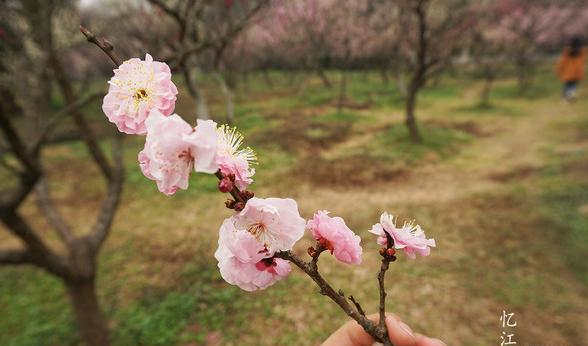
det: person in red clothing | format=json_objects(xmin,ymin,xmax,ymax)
[{"xmin": 556, "ymin": 36, "xmax": 586, "ymax": 101}]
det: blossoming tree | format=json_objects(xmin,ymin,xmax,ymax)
[{"xmin": 82, "ymin": 25, "xmax": 437, "ymax": 346}]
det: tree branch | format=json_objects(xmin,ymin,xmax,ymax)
[
  {"xmin": 80, "ymin": 26, "xmax": 122, "ymax": 67},
  {"xmin": 275, "ymin": 250, "xmax": 392, "ymax": 345},
  {"xmin": 0, "ymin": 107, "xmax": 36, "ymax": 172},
  {"xmin": 32, "ymin": 91, "xmax": 103, "ymax": 155},
  {"xmin": 0, "ymin": 248, "xmax": 33, "ymax": 266},
  {"xmin": 86, "ymin": 134, "xmax": 124, "ymax": 253},
  {"xmin": 48, "ymin": 53, "xmax": 114, "ymax": 182},
  {"xmin": 378, "ymin": 231, "xmax": 394, "ymax": 332},
  {"xmin": 35, "ymin": 178, "xmax": 75, "ymax": 246},
  {"xmin": 0, "ymin": 210, "xmax": 70, "ymax": 278}
]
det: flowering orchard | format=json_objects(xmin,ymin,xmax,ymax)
[{"xmin": 84, "ymin": 27, "xmax": 435, "ymax": 345}]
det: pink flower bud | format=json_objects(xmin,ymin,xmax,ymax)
[{"xmin": 218, "ymin": 177, "xmax": 234, "ymax": 193}]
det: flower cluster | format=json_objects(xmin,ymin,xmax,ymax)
[{"xmin": 102, "ymin": 54, "xmax": 436, "ymax": 293}]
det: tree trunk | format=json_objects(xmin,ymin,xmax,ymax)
[
  {"xmin": 380, "ymin": 68, "xmax": 389, "ymax": 85},
  {"xmin": 480, "ymin": 67, "xmax": 495, "ymax": 107},
  {"xmin": 181, "ymin": 66, "xmax": 209, "ymax": 120},
  {"xmin": 337, "ymin": 70, "xmax": 347, "ymax": 113},
  {"xmin": 395, "ymin": 70, "xmax": 407, "ymax": 98},
  {"xmin": 262, "ymin": 69, "xmax": 274, "ymax": 87},
  {"xmin": 215, "ymin": 73, "xmax": 234, "ymax": 126},
  {"xmin": 66, "ymin": 277, "xmax": 111, "ymax": 346},
  {"xmin": 405, "ymin": 87, "xmax": 422, "ymax": 143},
  {"xmin": 317, "ymin": 68, "xmax": 332, "ymax": 88}
]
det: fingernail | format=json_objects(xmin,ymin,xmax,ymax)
[{"xmin": 398, "ymin": 321, "xmax": 414, "ymax": 337}]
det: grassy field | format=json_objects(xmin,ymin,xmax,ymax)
[{"xmin": 1, "ymin": 66, "xmax": 587, "ymax": 346}]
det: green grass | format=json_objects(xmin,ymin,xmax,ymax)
[{"xmin": 374, "ymin": 123, "xmax": 472, "ymax": 161}]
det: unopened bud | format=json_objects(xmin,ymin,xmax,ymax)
[
  {"xmin": 239, "ymin": 190, "xmax": 254, "ymax": 201},
  {"xmin": 307, "ymin": 246, "xmax": 317, "ymax": 257},
  {"xmin": 386, "ymin": 248, "xmax": 396, "ymax": 257},
  {"xmin": 379, "ymin": 248, "xmax": 386, "ymax": 256},
  {"xmin": 218, "ymin": 177, "xmax": 234, "ymax": 193},
  {"xmin": 225, "ymin": 199, "xmax": 236, "ymax": 209},
  {"xmin": 234, "ymin": 201, "xmax": 245, "ymax": 212}
]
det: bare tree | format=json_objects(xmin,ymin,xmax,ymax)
[
  {"xmin": 394, "ymin": 0, "xmax": 470, "ymax": 142},
  {"xmin": 0, "ymin": 2, "xmax": 124, "ymax": 346},
  {"xmin": 146, "ymin": 0, "xmax": 269, "ymax": 122}
]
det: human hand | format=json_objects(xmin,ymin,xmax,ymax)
[{"xmin": 321, "ymin": 313, "xmax": 446, "ymax": 346}]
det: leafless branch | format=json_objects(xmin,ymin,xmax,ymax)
[
  {"xmin": 0, "ymin": 210, "xmax": 70, "ymax": 278},
  {"xmin": 349, "ymin": 295, "xmax": 366, "ymax": 317},
  {"xmin": 80, "ymin": 26, "xmax": 122, "ymax": 67},
  {"xmin": 274, "ymin": 250, "xmax": 392, "ymax": 345},
  {"xmin": 86, "ymin": 134, "xmax": 124, "ymax": 252},
  {"xmin": 0, "ymin": 248, "xmax": 33, "ymax": 266},
  {"xmin": 49, "ymin": 51, "xmax": 115, "ymax": 181},
  {"xmin": 32, "ymin": 91, "xmax": 103, "ymax": 155},
  {"xmin": 35, "ymin": 178, "xmax": 74, "ymax": 246},
  {"xmin": 378, "ymin": 231, "xmax": 394, "ymax": 332},
  {"xmin": 0, "ymin": 154, "xmax": 21, "ymax": 175},
  {"xmin": 0, "ymin": 108, "xmax": 36, "ymax": 172}
]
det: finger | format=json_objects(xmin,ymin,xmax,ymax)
[
  {"xmin": 385, "ymin": 314, "xmax": 418, "ymax": 346},
  {"xmin": 415, "ymin": 334, "xmax": 447, "ymax": 346},
  {"xmin": 321, "ymin": 318, "xmax": 375, "ymax": 346}
]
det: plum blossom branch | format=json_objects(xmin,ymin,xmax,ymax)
[
  {"xmin": 378, "ymin": 231, "xmax": 395, "ymax": 332},
  {"xmin": 348, "ymin": 295, "xmax": 366, "ymax": 317},
  {"xmin": 274, "ymin": 249, "xmax": 391, "ymax": 345},
  {"xmin": 80, "ymin": 25, "xmax": 437, "ymax": 346},
  {"xmin": 80, "ymin": 26, "xmax": 122, "ymax": 67}
]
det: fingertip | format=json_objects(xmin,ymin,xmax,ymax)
[
  {"xmin": 415, "ymin": 334, "xmax": 447, "ymax": 346},
  {"xmin": 385, "ymin": 315, "xmax": 417, "ymax": 346}
]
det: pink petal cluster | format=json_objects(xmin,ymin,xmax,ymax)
[
  {"xmin": 307, "ymin": 211, "xmax": 362, "ymax": 264},
  {"xmin": 214, "ymin": 197, "xmax": 304, "ymax": 291},
  {"xmin": 233, "ymin": 197, "xmax": 306, "ymax": 254},
  {"xmin": 183, "ymin": 119, "xmax": 220, "ymax": 174},
  {"xmin": 137, "ymin": 112, "xmax": 260, "ymax": 195},
  {"xmin": 214, "ymin": 125, "xmax": 256, "ymax": 190},
  {"xmin": 369, "ymin": 212, "xmax": 436, "ymax": 259},
  {"xmin": 138, "ymin": 110, "xmax": 194, "ymax": 196},
  {"xmin": 103, "ymin": 54, "xmax": 178, "ymax": 134},
  {"xmin": 214, "ymin": 218, "xmax": 292, "ymax": 291}
]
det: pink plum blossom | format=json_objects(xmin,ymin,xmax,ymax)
[
  {"xmin": 307, "ymin": 210, "xmax": 362, "ymax": 264},
  {"xmin": 103, "ymin": 53, "xmax": 178, "ymax": 134},
  {"xmin": 215, "ymin": 125, "xmax": 256, "ymax": 190},
  {"xmin": 214, "ymin": 218, "xmax": 291, "ymax": 291},
  {"xmin": 369, "ymin": 212, "xmax": 436, "ymax": 259},
  {"xmin": 138, "ymin": 110, "xmax": 194, "ymax": 195},
  {"xmin": 183, "ymin": 119, "xmax": 220, "ymax": 174},
  {"xmin": 233, "ymin": 197, "xmax": 305, "ymax": 254}
]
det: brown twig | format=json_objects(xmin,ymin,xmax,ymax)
[
  {"xmin": 80, "ymin": 26, "xmax": 122, "ymax": 67},
  {"xmin": 275, "ymin": 250, "xmax": 391, "ymax": 344},
  {"xmin": 376, "ymin": 231, "xmax": 395, "ymax": 346},
  {"xmin": 0, "ymin": 248, "xmax": 33, "ymax": 265},
  {"xmin": 349, "ymin": 295, "xmax": 366, "ymax": 317}
]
